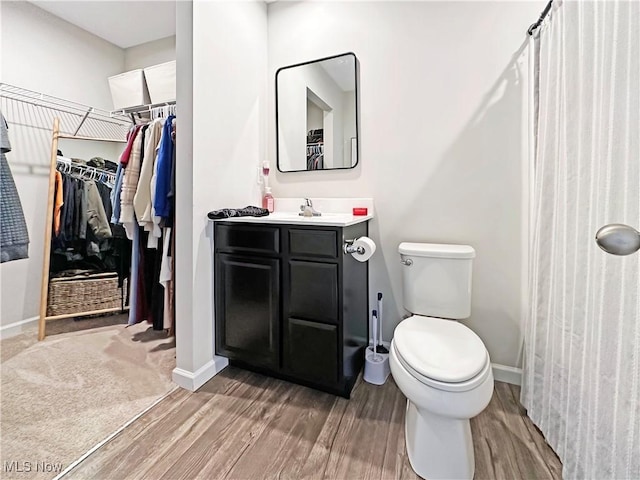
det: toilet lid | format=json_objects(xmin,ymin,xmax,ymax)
[{"xmin": 394, "ymin": 316, "xmax": 488, "ymax": 383}]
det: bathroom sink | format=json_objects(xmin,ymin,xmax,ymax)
[{"xmin": 271, "ymin": 212, "xmax": 350, "ymax": 221}]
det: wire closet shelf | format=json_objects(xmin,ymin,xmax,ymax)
[
  {"xmin": 0, "ymin": 83, "xmax": 132, "ymax": 141},
  {"xmin": 112, "ymin": 101, "xmax": 177, "ymax": 124}
]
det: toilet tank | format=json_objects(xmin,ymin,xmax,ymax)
[{"xmin": 398, "ymin": 243, "xmax": 475, "ymax": 319}]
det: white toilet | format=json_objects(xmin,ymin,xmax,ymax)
[{"xmin": 389, "ymin": 242, "xmax": 494, "ymax": 480}]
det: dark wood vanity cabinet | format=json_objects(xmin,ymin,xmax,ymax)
[{"xmin": 214, "ymin": 221, "xmax": 369, "ymax": 397}]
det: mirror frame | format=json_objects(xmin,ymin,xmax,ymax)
[{"xmin": 275, "ymin": 52, "xmax": 360, "ymax": 173}]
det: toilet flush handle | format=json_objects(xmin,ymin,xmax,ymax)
[{"xmin": 400, "ymin": 258, "xmax": 413, "ymax": 266}]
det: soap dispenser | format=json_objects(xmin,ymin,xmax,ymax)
[{"xmin": 262, "ymin": 187, "xmax": 274, "ymax": 213}]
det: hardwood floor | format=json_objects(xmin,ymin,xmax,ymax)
[
  {"xmin": 472, "ymin": 382, "xmax": 562, "ymax": 480},
  {"xmin": 65, "ymin": 367, "xmax": 561, "ymax": 480}
]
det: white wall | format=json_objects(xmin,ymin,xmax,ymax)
[
  {"xmin": 342, "ymin": 90, "xmax": 356, "ymax": 168},
  {"xmin": 174, "ymin": 0, "xmax": 267, "ymax": 389},
  {"xmin": 307, "ymin": 99, "xmax": 323, "ymax": 131},
  {"xmin": 267, "ymin": 1, "xmax": 539, "ymax": 368},
  {"xmin": 0, "ymin": 1, "xmax": 125, "ymax": 328},
  {"xmin": 124, "ymin": 35, "xmax": 176, "ymax": 71}
]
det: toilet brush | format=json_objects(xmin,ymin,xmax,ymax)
[
  {"xmin": 363, "ymin": 307, "xmax": 390, "ymax": 385},
  {"xmin": 371, "ymin": 310, "xmax": 381, "ymax": 361},
  {"xmin": 376, "ymin": 293, "xmax": 389, "ymax": 354}
]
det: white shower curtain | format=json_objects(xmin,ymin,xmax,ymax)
[{"xmin": 522, "ymin": 1, "xmax": 640, "ymax": 479}]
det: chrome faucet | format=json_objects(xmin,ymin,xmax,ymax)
[{"xmin": 299, "ymin": 198, "xmax": 321, "ymax": 217}]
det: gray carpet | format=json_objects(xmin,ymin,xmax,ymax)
[{"xmin": 0, "ymin": 315, "xmax": 176, "ymax": 479}]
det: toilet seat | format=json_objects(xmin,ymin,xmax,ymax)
[{"xmin": 393, "ymin": 315, "xmax": 491, "ymax": 392}]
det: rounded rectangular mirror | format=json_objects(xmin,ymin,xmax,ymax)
[{"xmin": 276, "ymin": 52, "xmax": 359, "ymax": 172}]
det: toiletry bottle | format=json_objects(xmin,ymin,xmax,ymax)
[{"xmin": 262, "ymin": 187, "xmax": 274, "ymax": 213}]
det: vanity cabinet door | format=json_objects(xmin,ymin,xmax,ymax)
[
  {"xmin": 215, "ymin": 253, "xmax": 280, "ymax": 369},
  {"xmin": 283, "ymin": 318, "xmax": 338, "ymax": 386}
]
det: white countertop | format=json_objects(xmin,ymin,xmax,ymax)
[
  {"xmin": 212, "ymin": 211, "xmax": 373, "ymax": 227},
  {"xmin": 208, "ymin": 197, "xmax": 374, "ymax": 227}
]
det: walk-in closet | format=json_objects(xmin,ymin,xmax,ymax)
[
  {"xmin": 13, "ymin": 86, "xmax": 179, "ymax": 340},
  {"xmin": 0, "ymin": 1, "xmax": 178, "ymax": 475}
]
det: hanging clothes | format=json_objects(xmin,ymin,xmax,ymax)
[
  {"xmin": 154, "ymin": 115, "xmax": 175, "ymax": 222},
  {"xmin": 0, "ymin": 112, "xmax": 29, "ymax": 263},
  {"xmin": 111, "ymin": 162, "xmax": 124, "ymax": 225},
  {"xmin": 111, "ymin": 124, "xmax": 142, "ymax": 226},
  {"xmin": 50, "ymin": 159, "xmax": 129, "ymax": 284},
  {"xmin": 134, "ymin": 118, "xmax": 163, "ymax": 233},
  {"xmin": 53, "ymin": 171, "xmax": 64, "ymax": 236},
  {"xmin": 119, "ymin": 125, "xmax": 143, "ymax": 167},
  {"xmin": 86, "ymin": 180, "xmax": 112, "ymax": 240},
  {"xmin": 113, "ymin": 113, "xmax": 176, "ymax": 331},
  {"xmin": 306, "ymin": 129, "xmax": 324, "ymax": 171},
  {"xmin": 120, "ymin": 126, "xmax": 145, "ymax": 238},
  {"xmin": 159, "ymin": 227, "xmax": 173, "ymax": 330},
  {"xmin": 127, "ymin": 223, "xmax": 140, "ymax": 326},
  {"xmin": 142, "ymin": 229, "xmax": 165, "ymax": 330}
]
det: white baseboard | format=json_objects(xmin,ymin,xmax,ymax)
[
  {"xmin": 492, "ymin": 363, "xmax": 522, "ymax": 386},
  {"xmin": 173, "ymin": 357, "xmax": 521, "ymax": 390},
  {"xmin": 172, "ymin": 355, "xmax": 229, "ymax": 391},
  {"xmin": 0, "ymin": 316, "xmax": 38, "ymax": 340}
]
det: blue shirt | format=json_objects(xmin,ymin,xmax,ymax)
[{"xmin": 153, "ymin": 116, "xmax": 175, "ymax": 220}]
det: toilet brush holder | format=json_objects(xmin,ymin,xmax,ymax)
[{"xmin": 363, "ymin": 347, "xmax": 390, "ymax": 385}]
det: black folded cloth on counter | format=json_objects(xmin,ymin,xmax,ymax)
[{"xmin": 207, "ymin": 206, "xmax": 269, "ymax": 219}]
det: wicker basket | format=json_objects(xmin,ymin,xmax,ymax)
[{"xmin": 47, "ymin": 272, "xmax": 125, "ymax": 317}]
